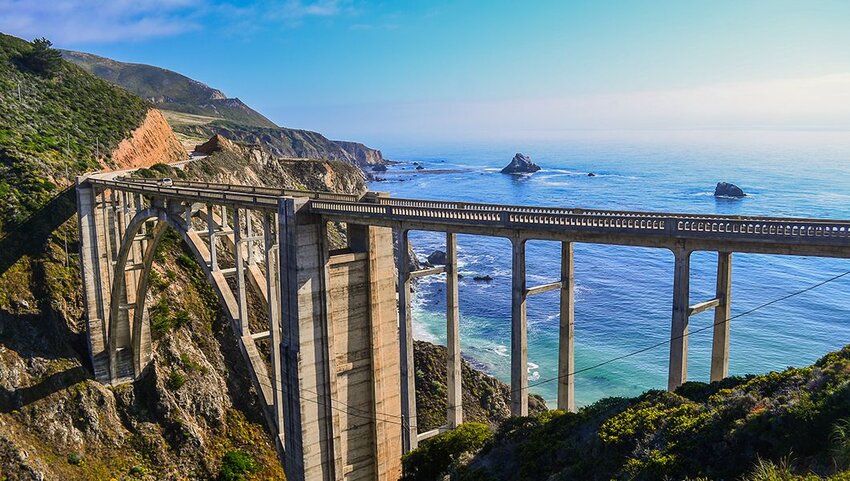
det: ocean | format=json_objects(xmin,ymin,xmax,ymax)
[{"xmin": 366, "ymin": 130, "xmax": 850, "ymax": 407}]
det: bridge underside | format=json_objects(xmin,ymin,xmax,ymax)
[{"xmin": 77, "ymin": 175, "xmax": 850, "ymax": 480}]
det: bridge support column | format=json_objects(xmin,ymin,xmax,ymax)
[
  {"xmin": 264, "ymin": 213, "xmax": 286, "ymax": 450},
  {"xmin": 511, "ymin": 238, "xmax": 528, "ymax": 416},
  {"xmin": 557, "ymin": 242, "xmax": 576, "ymax": 412},
  {"xmin": 397, "ymin": 229, "xmax": 418, "ymax": 453},
  {"xmin": 77, "ymin": 180, "xmax": 111, "ymax": 382},
  {"xmin": 279, "ymin": 198, "xmax": 402, "ymax": 481},
  {"xmin": 711, "ymin": 252, "xmax": 733, "ymax": 382},
  {"xmin": 668, "ymin": 248, "xmax": 691, "ymax": 391},
  {"xmin": 233, "ymin": 208, "xmax": 249, "ymax": 336},
  {"xmin": 446, "ymin": 232, "xmax": 462, "ymax": 428}
]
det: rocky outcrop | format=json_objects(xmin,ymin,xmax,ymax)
[
  {"xmin": 501, "ymin": 153, "xmax": 541, "ymax": 174},
  {"xmin": 427, "ymin": 250, "xmax": 448, "ymax": 266},
  {"xmin": 178, "ymin": 123, "xmax": 385, "ymax": 170},
  {"xmin": 414, "ymin": 340, "xmax": 546, "ymax": 432},
  {"xmin": 714, "ymin": 182, "xmax": 746, "ymax": 198},
  {"xmin": 110, "ymin": 109, "xmax": 188, "ymax": 170},
  {"xmin": 333, "ymin": 140, "xmax": 386, "ymax": 167},
  {"xmin": 188, "ymin": 135, "xmax": 367, "ymax": 196}
]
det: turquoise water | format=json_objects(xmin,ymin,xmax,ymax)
[{"xmin": 368, "ymin": 130, "xmax": 850, "ymax": 407}]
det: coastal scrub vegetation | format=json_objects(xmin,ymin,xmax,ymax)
[
  {"xmin": 403, "ymin": 344, "xmax": 850, "ymax": 480},
  {"xmin": 0, "ymin": 33, "xmax": 149, "ymax": 234}
]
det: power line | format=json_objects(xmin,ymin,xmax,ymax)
[{"xmin": 221, "ymin": 267, "xmax": 850, "ymax": 429}]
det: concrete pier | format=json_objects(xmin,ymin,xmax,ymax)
[
  {"xmin": 511, "ymin": 238, "xmax": 528, "ymax": 417},
  {"xmin": 711, "ymin": 252, "xmax": 733, "ymax": 382},
  {"xmin": 668, "ymin": 248, "xmax": 691, "ymax": 391},
  {"xmin": 557, "ymin": 242, "xmax": 575, "ymax": 412}
]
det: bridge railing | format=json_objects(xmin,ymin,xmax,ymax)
[
  {"xmin": 121, "ymin": 176, "xmax": 361, "ymax": 202},
  {"xmin": 311, "ymin": 199, "xmax": 850, "ymax": 244}
]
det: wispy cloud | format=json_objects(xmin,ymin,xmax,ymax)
[
  {"xmin": 0, "ymin": 0, "xmax": 356, "ymax": 44},
  {"xmin": 0, "ymin": 0, "xmax": 202, "ymax": 44}
]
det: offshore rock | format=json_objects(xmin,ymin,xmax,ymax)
[
  {"xmin": 501, "ymin": 153, "xmax": 541, "ymax": 174},
  {"xmin": 714, "ymin": 182, "xmax": 746, "ymax": 198},
  {"xmin": 427, "ymin": 250, "xmax": 447, "ymax": 266}
]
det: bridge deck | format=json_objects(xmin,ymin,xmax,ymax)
[{"xmin": 89, "ymin": 176, "xmax": 850, "ymax": 257}]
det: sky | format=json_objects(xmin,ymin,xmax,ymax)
[{"xmin": 2, "ymin": 0, "xmax": 850, "ymax": 144}]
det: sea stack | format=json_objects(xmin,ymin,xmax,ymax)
[
  {"xmin": 501, "ymin": 152, "xmax": 541, "ymax": 174},
  {"xmin": 714, "ymin": 182, "xmax": 746, "ymax": 198}
]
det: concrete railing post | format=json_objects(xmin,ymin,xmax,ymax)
[
  {"xmin": 557, "ymin": 241, "xmax": 576, "ymax": 412},
  {"xmin": 711, "ymin": 252, "xmax": 733, "ymax": 382},
  {"xmin": 511, "ymin": 238, "xmax": 528, "ymax": 417},
  {"xmin": 667, "ymin": 248, "xmax": 691, "ymax": 391},
  {"xmin": 446, "ymin": 232, "xmax": 462, "ymax": 428},
  {"xmin": 396, "ymin": 228, "xmax": 418, "ymax": 452}
]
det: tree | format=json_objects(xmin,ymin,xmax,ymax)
[{"xmin": 19, "ymin": 37, "xmax": 63, "ymax": 77}]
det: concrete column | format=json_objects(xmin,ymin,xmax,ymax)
[
  {"xmin": 446, "ymin": 232, "xmax": 462, "ymax": 428},
  {"xmin": 365, "ymin": 225, "xmax": 403, "ymax": 481},
  {"xmin": 711, "ymin": 252, "xmax": 733, "ymax": 382},
  {"xmin": 207, "ymin": 204, "xmax": 218, "ymax": 271},
  {"xmin": 247, "ymin": 210, "xmax": 256, "ymax": 265},
  {"xmin": 668, "ymin": 248, "xmax": 691, "ymax": 391},
  {"xmin": 396, "ymin": 228, "xmax": 418, "ymax": 452},
  {"xmin": 233, "ymin": 208, "xmax": 249, "ymax": 336},
  {"xmin": 221, "ymin": 205, "xmax": 228, "ymax": 229},
  {"xmin": 264, "ymin": 213, "xmax": 285, "ymax": 446},
  {"xmin": 511, "ymin": 238, "xmax": 528, "ymax": 417},
  {"xmin": 76, "ymin": 180, "xmax": 110, "ymax": 381},
  {"xmin": 278, "ymin": 197, "xmax": 335, "ymax": 481},
  {"xmin": 557, "ymin": 242, "xmax": 576, "ymax": 412}
]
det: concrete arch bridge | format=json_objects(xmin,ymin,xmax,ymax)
[{"xmin": 76, "ymin": 174, "xmax": 850, "ymax": 481}]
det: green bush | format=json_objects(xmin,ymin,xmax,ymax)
[
  {"xmin": 177, "ymin": 253, "xmax": 196, "ymax": 270},
  {"xmin": 219, "ymin": 450, "xmax": 258, "ymax": 481},
  {"xmin": 167, "ymin": 370, "xmax": 186, "ymax": 390},
  {"xmin": 67, "ymin": 452, "xmax": 83, "ymax": 466},
  {"xmin": 402, "ymin": 422, "xmax": 493, "ymax": 481}
]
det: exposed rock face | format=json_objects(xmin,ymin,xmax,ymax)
[
  {"xmin": 427, "ymin": 250, "xmax": 448, "ymax": 266},
  {"xmin": 501, "ymin": 153, "xmax": 541, "ymax": 174},
  {"xmin": 110, "ymin": 109, "xmax": 188, "ymax": 170},
  {"xmin": 333, "ymin": 140, "xmax": 386, "ymax": 166},
  {"xmin": 189, "ymin": 135, "xmax": 367, "ymax": 196},
  {"xmin": 714, "ymin": 182, "xmax": 746, "ymax": 198},
  {"xmin": 414, "ymin": 340, "xmax": 546, "ymax": 432},
  {"xmin": 178, "ymin": 123, "xmax": 385, "ymax": 170}
]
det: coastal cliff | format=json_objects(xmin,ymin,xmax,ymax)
[{"xmin": 110, "ymin": 109, "xmax": 187, "ymax": 170}]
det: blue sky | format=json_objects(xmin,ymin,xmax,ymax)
[{"xmin": 2, "ymin": 0, "xmax": 850, "ymax": 143}]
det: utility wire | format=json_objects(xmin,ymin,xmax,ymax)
[{"xmin": 222, "ymin": 268, "xmax": 850, "ymax": 429}]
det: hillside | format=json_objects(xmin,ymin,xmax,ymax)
[
  {"xmin": 61, "ymin": 50, "xmax": 278, "ymax": 129},
  {"xmin": 62, "ymin": 49, "xmax": 388, "ymax": 168},
  {"xmin": 0, "ymin": 33, "xmax": 153, "ymax": 233},
  {"xmin": 403, "ymin": 345, "xmax": 850, "ymax": 481}
]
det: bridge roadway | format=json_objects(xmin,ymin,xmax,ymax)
[
  {"xmin": 80, "ymin": 174, "xmax": 850, "ymax": 480},
  {"xmin": 94, "ymin": 175, "xmax": 850, "ymax": 258}
]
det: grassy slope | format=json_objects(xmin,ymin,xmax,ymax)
[
  {"xmin": 404, "ymin": 345, "xmax": 850, "ymax": 481},
  {"xmin": 0, "ymin": 33, "xmax": 149, "ymax": 232},
  {"xmin": 61, "ymin": 50, "xmax": 278, "ymax": 129}
]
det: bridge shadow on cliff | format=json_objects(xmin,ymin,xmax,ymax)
[{"xmin": 0, "ymin": 186, "xmax": 77, "ymax": 276}]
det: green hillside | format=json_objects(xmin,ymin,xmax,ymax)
[
  {"xmin": 0, "ymin": 33, "xmax": 149, "ymax": 233},
  {"xmin": 404, "ymin": 345, "xmax": 850, "ymax": 481},
  {"xmin": 61, "ymin": 50, "xmax": 278, "ymax": 129}
]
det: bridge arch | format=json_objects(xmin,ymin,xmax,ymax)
[{"xmin": 106, "ymin": 205, "xmax": 195, "ymax": 381}]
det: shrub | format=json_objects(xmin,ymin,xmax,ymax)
[
  {"xmin": 833, "ymin": 418, "xmax": 850, "ymax": 468},
  {"xmin": 177, "ymin": 253, "xmax": 196, "ymax": 269},
  {"xmin": 167, "ymin": 370, "xmax": 186, "ymax": 390},
  {"xmin": 67, "ymin": 452, "xmax": 83, "ymax": 466},
  {"xmin": 402, "ymin": 422, "xmax": 492, "ymax": 481},
  {"xmin": 128, "ymin": 464, "xmax": 148, "ymax": 477},
  {"xmin": 219, "ymin": 450, "xmax": 258, "ymax": 481}
]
